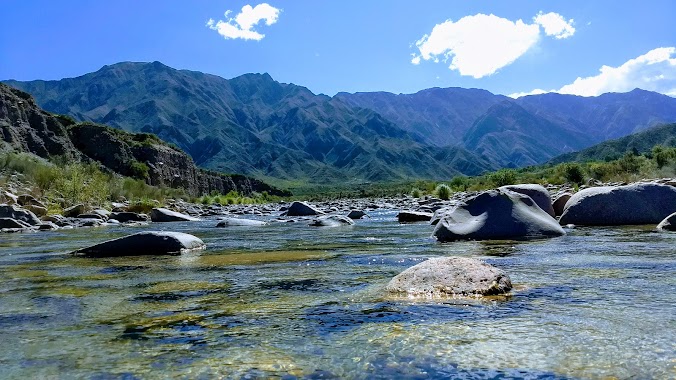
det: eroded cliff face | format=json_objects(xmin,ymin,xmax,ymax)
[
  {"xmin": 0, "ymin": 84, "xmax": 80, "ymax": 159},
  {"xmin": 0, "ymin": 83, "xmax": 288, "ymax": 197}
]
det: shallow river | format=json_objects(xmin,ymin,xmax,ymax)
[{"xmin": 0, "ymin": 210, "xmax": 674, "ymax": 379}]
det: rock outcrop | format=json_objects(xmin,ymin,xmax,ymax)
[
  {"xmin": 559, "ymin": 183, "xmax": 676, "ymax": 226},
  {"xmin": 72, "ymin": 231, "xmax": 205, "ymax": 257},
  {"xmin": 386, "ymin": 257, "xmax": 512, "ymax": 297},
  {"xmin": 433, "ymin": 189, "xmax": 565, "ymax": 241}
]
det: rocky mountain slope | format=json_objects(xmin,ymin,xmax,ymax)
[{"xmin": 0, "ymin": 83, "xmax": 286, "ymax": 196}]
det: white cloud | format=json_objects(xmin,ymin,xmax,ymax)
[
  {"xmin": 411, "ymin": 11, "xmax": 575, "ymax": 78},
  {"xmin": 207, "ymin": 3, "xmax": 280, "ymax": 41},
  {"xmin": 533, "ymin": 12, "xmax": 575, "ymax": 39},
  {"xmin": 509, "ymin": 47, "xmax": 676, "ymax": 98}
]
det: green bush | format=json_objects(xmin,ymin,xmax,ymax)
[
  {"xmin": 488, "ymin": 169, "xmax": 517, "ymax": 187},
  {"xmin": 434, "ymin": 184, "xmax": 451, "ymax": 200},
  {"xmin": 449, "ymin": 176, "xmax": 469, "ymax": 191},
  {"xmin": 410, "ymin": 188, "xmax": 422, "ymax": 198},
  {"xmin": 129, "ymin": 161, "xmax": 150, "ymax": 180},
  {"xmin": 562, "ymin": 163, "xmax": 585, "ymax": 184}
]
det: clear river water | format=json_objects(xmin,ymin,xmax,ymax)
[{"xmin": 0, "ymin": 210, "xmax": 674, "ymax": 379}]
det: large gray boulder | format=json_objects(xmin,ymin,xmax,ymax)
[
  {"xmin": 397, "ymin": 211, "xmax": 433, "ymax": 223},
  {"xmin": 72, "ymin": 231, "xmax": 205, "ymax": 257},
  {"xmin": 216, "ymin": 217, "xmax": 267, "ymax": 227},
  {"xmin": 559, "ymin": 183, "xmax": 676, "ymax": 226},
  {"xmin": 308, "ymin": 215, "xmax": 354, "ymax": 227},
  {"xmin": 500, "ymin": 184, "xmax": 555, "ymax": 217},
  {"xmin": 0, "ymin": 204, "xmax": 41, "ymax": 225},
  {"xmin": 386, "ymin": 257, "xmax": 512, "ymax": 297},
  {"xmin": 284, "ymin": 201, "xmax": 324, "ymax": 216},
  {"xmin": 656, "ymin": 212, "xmax": 676, "ymax": 231},
  {"xmin": 433, "ymin": 189, "xmax": 565, "ymax": 242},
  {"xmin": 150, "ymin": 207, "xmax": 200, "ymax": 222}
]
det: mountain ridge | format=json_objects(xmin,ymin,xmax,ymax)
[{"xmin": 5, "ymin": 61, "xmax": 676, "ymax": 183}]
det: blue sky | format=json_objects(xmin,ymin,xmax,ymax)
[{"xmin": 1, "ymin": 0, "xmax": 674, "ymax": 97}]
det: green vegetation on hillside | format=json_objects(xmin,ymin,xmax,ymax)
[{"xmin": 0, "ymin": 152, "xmax": 188, "ymax": 213}]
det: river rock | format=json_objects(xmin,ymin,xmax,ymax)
[
  {"xmin": 17, "ymin": 194, "xmax": 45, "ymax": 208},
  {"xmin": 657, "ymin": 212, "xmax": 676, "ymax": 231},
  {"xmin": 552, "ymin": 192, "xmax": 572, "ymax": 217},
  {"xmin": 397, "ymin": 211, "xmax": 433, "ymax": 223},
  {"xmin": 63, "ymin": 204, "xmax": 86, "ymax": 218},
  {"xmin": 284, "ymin": 201, "xmax": 324, "ymax": 216},
  {"xmin": 25, "ymin": 204, "xmax": 48, "ymax": 217},
  {"xmin": 347, "ymin": 210, "xmax": 368, "ymax": 219},
  {"xmin": 0, "ymin": 217, "xmax": 32, "ymax": 229},
  {"xmin": 0, "ymin": 204, "xmax": 41, "ymax": 225},
  {"xmin": 559, "ymin": 183, "xmax": 676, "ymax": 226},
  {"xmin": 309, "ymin": 215, "xmax": 355, "ymax": 227},
  {"xmin": 386, "ymin": 257, "xmax": 512, "ymax": 297},
  {"xmin": 72, "ymin": 231, "xmax": 206, "ymax": 257},
  {"xmin": 150, "ymin": 207, "xmax": 200, "ymax": 222},
  {"xmin": 433, "ymin": 189, "xmax": 565, "ymax": 242},
  {"xmin": 109, "ymin": 212, "xmax": 149, "ymax": 223},
  {"xmin": 500, "ymin": 184, "xmax": 555, "ymax": 217},
  {"xmin": 38, "ymin": 221, "xmax": 59, "ymax": 231},
  {"xmin": 216, "ymin": 217, "xmax": 268, "ymax": 227}
]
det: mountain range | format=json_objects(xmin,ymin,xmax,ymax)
[{"xmin": 5, "ymin": 61, "xmax": 676, "ymax": 184}]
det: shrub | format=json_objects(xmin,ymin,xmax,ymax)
[
  {"xmin": 434, "ymin": 184, "xmax": 451, "ymax": 200},
  {"xmin": 488, "ymin": 169, "xmax": 517, "ymax": 187},
  {"xmin": 562, "ymin": 163, "xmax": 584, "ymax": 184},
  {"xmin": 449, "ymin": 176, "xmax": 469, "ymax": 191},
  {"xmin": 410, "ymin": 188, "xmax": 422, "ymax": 198},
  {"xmin": 129, "ymin": 161, "xmax": 150, "ymax": 180}
]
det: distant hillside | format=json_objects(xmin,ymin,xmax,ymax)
[
  {"xmin": 549, "ymin": 123, "xmax": 676, "ymax": 164},
  {"xmin": 0, "ymin": 83, "xmax": 287, "ymax": 196},
  {"xmin": 4, "ymin": 62, "xmax": 496, "ymax": 183}
]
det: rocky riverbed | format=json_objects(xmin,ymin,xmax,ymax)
[{"xmin": 1, "ymin": 178, "xmax": 675, "ymax": 378}]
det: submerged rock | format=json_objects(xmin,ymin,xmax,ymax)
[
  {"xmin": 72, "ymin": 231, "xmax": 206, "ymax": 257},
  {"xmin": 433, "ymin": 189, "xmax": 565, "ymax": 242},
  {"xmin": 559, "ymin": 183, "xmax": 676, "ymax": 226},
  {"xmin": 500, "ymin": 184, "xmax": 555, "ymax": 217},
  {"xmin": 150, "ymin": 207, "xmax": 200, "ymax": 222},
  {"xmin": 657, "ymin": 212, "xmax": 676, "ymax": 231},
  {"xmin": 386, "ymin": 257, "xmax": 512, "ymax": 297},
  {"xmin": 284, "ymin": 201, "xmax": 324, "ymax": 216},
  {"xmin": 309, "ymin": 215, "xmax": 355, "ymax": 227},
  {"xmin": 216, "ymin": 217, "xmax": 268, "ymax": 227},
  {"xmin": 397, "ymin": 211, "xmax": 433, "ymax": 223}
]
